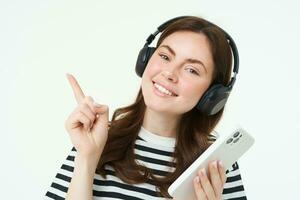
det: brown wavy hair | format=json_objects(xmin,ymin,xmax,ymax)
[{"xmin": 96, "ymin": 16, "xmax": 233, "ymax": 198}]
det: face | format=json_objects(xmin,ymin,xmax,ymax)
[{"xmin": 141, "ymin": 31, "xmax": 215, "ymax": 116}]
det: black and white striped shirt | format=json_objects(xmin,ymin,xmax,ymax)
[{"xmin": 45, "ymin": 127, "xmax": 247, "ymax": 200}]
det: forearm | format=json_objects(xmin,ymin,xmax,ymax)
[{"xmin": 66, "ymin": 153, "xmax": 101, "ymax": 200}]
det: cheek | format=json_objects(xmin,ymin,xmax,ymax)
[
  {"xmin": 143, "ymin": 57, "xmax": 161, "ymax": 77},
  {"xmin": 180, "ymin": 80, "xmax": 210, "ymax": 101},
  {"xmin": 141, "ymin": 59, "xmax": 159, "ymax": 93}
]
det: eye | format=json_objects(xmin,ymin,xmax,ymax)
[
  {"xmin": 159, "ymin": 53, "xmax": 169, "ymax": 61},
  {"xmin": 186, "ymin": 67, "xmax": 199, "ymax": 75}
]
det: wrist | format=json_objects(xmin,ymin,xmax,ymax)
[{"xmin": 74, "ymin": 153, "xmax": 100, "ymax": 172}]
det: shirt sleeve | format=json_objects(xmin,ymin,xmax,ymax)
[
  {"xmin": 221, "ymin": 162, "xmax": 247, "ymax": 200},
  {"xmin": 44, "ymin": 147, "xmax": 77, "ymax": 200}
]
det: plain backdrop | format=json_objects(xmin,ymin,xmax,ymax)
[{"xmin": 1, "ymin": 0, "xmax": 299, "ymax": 199}]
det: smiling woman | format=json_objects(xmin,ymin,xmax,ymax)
[
  {"xmin": 45, "ymin": 16, "xmax": 247, "ymax": 200},
  {"xmin": 142, "ymin": 31, "xmax": 215, "ymax": 116}
]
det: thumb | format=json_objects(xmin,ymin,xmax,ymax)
[{"xmin": 92, "ymin": 103, "xmax": 109, "ymax": 131}]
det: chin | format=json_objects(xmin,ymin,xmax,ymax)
[{"xmin": 145, "ymin": 102, "xmax": 184, "ymax": 116}]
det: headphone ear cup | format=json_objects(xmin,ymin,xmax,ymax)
[
  {"xmin": 135, "ymin": 47, "xmax": 156, "ymax": 77},
  {"xmin": 196, "ymin": 84, "xmax": 231, "ymax": 115}
]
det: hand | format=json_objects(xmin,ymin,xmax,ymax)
[
  {"xmin": 64, "ymin": 73, "xmax": 109, "ymax": 160},
  {"xmin": 193, "ymin": 160, "xmax": 227, "ymax": 200}
]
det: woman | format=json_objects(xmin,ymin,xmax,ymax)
[{"xmin": 45, "ymin": 16, "xmax": 247, "ymax": 200}]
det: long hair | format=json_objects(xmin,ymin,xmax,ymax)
[{"xmin": 96, "ymin": 16, "xmax": 233, "ymax": 198}]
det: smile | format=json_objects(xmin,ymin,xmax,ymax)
[{"xmin": 152, "ymin": 82, "xmax": 178, "ymax": 97}]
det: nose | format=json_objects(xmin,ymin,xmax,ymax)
[{"xmin": 162, "ymin": 70, "xmax": 178, "ymax": 82}]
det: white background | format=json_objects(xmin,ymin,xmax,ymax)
[{"xmin": 1, "ymin": 0, "xmax": 299, "ymax": 199}]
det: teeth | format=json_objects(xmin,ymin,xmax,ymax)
[{"xmin": 154, "ymin": 83, "xmax": 176, "ymax": 96}]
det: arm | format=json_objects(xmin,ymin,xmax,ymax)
[
  {"xmin": 66, "ymin": 153, "xmax": 101, "ymax": 200},
  {"xmin": 64, "ymin": 74, "xmax": 109, "ymax": 200}
]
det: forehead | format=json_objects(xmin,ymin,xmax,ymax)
[{"xmin": 159, "ymin": 31, "xmax": 214, "ymax": 70}]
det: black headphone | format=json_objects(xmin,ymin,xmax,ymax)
[{"xmin": 135, "ymin": 16, "xmax": 239, "ymax": 116}]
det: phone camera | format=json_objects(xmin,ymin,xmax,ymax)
[
  {"xmin": 226, "ymin": 138, "xmax": 233, "ymax": 144},
  {"xmin": 233, "ymin": 137, "xmax": 240, "ymax": 143},
  {"xmin": 233, "ymin": 131, "xmax": 240, "ymax": 138}
]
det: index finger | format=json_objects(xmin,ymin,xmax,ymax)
[{"xmin": 66, "ymin": 73, "xmax": 85, "ymax": 104}]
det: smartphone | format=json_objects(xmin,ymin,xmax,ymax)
[{"xmin": 168, "ymin": 126, "xmax": 255, "ymax": 200}]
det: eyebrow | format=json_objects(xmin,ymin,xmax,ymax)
[{"xmin": 159, "ymin": 45, "xmax": 207, "ymax": 73}]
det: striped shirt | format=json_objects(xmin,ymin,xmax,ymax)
[{"xmin": 45, "ymin": 127, "xmax": 247, "ymax": 200}]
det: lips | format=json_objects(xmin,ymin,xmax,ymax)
[{"xmin": 152, "ymin": 81, "xmax": 178, "ymax": 96}]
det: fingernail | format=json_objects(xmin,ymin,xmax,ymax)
[
  {"xmin": 218, "ymin": 161, "xmax": 223, "ymax": 167},
  {"xmin": 195, "ymin": 176, "xmax": 200, "ymax": 183},
  {"xmin": 213, "ymin": 161, "xmax": 218, "ymax": 168},
  {"xmin": 66, "ymin": 73, "xmax": 72, "ymax": 78},
  {"xmin": 201, "ymin": 168, "xmax": 206, "ymax": 176}
]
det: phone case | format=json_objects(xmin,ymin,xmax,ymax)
[{"xmin": 168, "ymin": 126, "xmax": 255, "ymax": 200}]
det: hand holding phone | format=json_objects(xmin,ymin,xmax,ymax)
[{"xmin": 168, "ymin": 126, "xmax": 255, "ymax": 200}]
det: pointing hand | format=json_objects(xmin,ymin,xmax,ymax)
[{"xmin": 64, "ymin": 73, "xmax": 109, "ymax": 160}]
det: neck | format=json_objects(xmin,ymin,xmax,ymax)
[{"xmin": 142, "ymin": 107, "xmax": 181, "ymax": 138}]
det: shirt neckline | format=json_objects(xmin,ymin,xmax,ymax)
[{"xmin": 138, "ymin": 126, "xmax": 176, "ymax": 148}]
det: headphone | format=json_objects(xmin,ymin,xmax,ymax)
[{"xmin": 135, "ymin": 16, "xmax": 239, "ymax": 116}]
